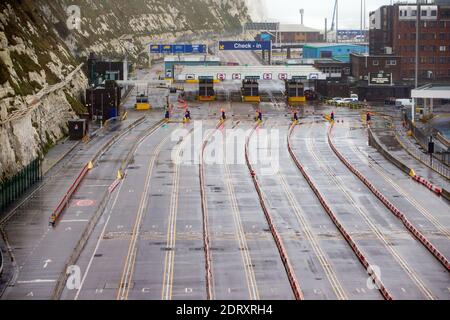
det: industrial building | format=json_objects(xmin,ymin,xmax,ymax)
[
  {"xmin": 313, "ymin": 59, "xmax": 351, "ymax": 79},
  {"xmin": 350, "ymin": 53, "xmax": 402, "ymax": 83},
  {"xmin": 247, "ymin": 22, "xmax": 323, "ymax": 44},
  {"xmin": 369, "ymin": 1, "xmax": 450, "ymax": 82},
  {"xmin": 303, "ymin": 43, "xmax": 368, "ymax": 63},
  {"xmin": 277, "ymin": 24, "xmax": 323, "ymax": 43}
]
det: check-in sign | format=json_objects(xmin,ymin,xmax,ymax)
[{"xmin": 219, "ymin": 41, "xmax": 271, "ymax": 51}]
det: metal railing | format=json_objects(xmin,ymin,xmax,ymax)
[
  {"xmin": 396, "ymin": 116, "xmax": 450, "ymax": 179},
  {"xmin": 404, "ymin": 114, "xmax": 450, "ymax": 167},
  {"xmin": 0, "ymin": 158, "xmax": 42, "ymax": 213}
]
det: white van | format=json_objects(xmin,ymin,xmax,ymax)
[{"xmin": 395, "ymin": 99, "xmax": 413, "ymax": 108}]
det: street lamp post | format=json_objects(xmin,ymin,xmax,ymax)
[{"xmin": 413, "ymin": 3, "xmax": 421, "ymax": 123}]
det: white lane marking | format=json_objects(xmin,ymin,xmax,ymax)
[
  {"xmin": 74, "ymin": 177, "xmax": 126, "ymax": 300},
  {"xmin": 43, "ymin": 259, "xmax": 52, "ymax": 269},
  {"xmin": 142, "ymin": 288, "xmax": 150, "ymax": 293},
  {"xmin": 185, "ymin": 288, "xmax": 193, "ymax": 294},
  {"xmin": 18, "ymin": 279, "xmax": 56, "ymax": 284},
  {"xmin": 27, "ymin": 292, "xmax": 34, "ymax": 297}
]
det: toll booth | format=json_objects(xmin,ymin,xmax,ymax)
[
  {"xmin": 135, "ymin": 84, "xmax": 151, "ymax": 110},
  {"xmin": 242, "ymin": 79, "xmax": 260, "ymax": 103},
  {"xmin": 285, "ymin": 79, "xmax": 306, "ymax": 105},
  {"xmin": 198, "ymin": 78, "xmax": 215, "ymax": 101}
]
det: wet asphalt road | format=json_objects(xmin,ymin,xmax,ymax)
[
  {"xmin": 1, "ymin": 58, "xmax": 449, "ymax": 299},
  {"xmin": 60, "ymin": 104, "xmax": 449, "ymax": 301}
]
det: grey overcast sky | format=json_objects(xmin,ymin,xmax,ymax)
[{"xmin": 247, "ymin": 0, "xmax": 404, "ymax": 30}]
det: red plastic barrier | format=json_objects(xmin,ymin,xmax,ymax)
[
  {"xmin": 287, "ymin": 124, "xmax": 393, "ymax": 300},
  {"xmin": 328, "ymin": 124, "xmax": 450, "ymax": 272},
  {"xmin": 49, "ymin": 163, "xmax": 90, "ymax": 226},
  {"xmin": 412, "ymin": 175, "xmax": 443, "ymax": 195}
]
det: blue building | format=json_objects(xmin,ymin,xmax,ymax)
[{"xmin": 303, "ymin": 43, "xmax": 368, "ymax": 63}]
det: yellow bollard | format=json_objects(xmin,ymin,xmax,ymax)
[
  {"xmin": 88, "ymin": 161, "xmax": 94, "ymax": 170},
  {"xmin": 117, "ymin": 170, "xmax": 123, "ymax": 180},
  {"xmin": 409, "ymin": 169, "xmax": 416, "ymax": 178}
]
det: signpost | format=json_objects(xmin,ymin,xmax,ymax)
[
  {"xmin": 219, "ymin": 41, "xmax": 271, "ymax": 51},
  {"xmin": 369, "ymin": 72, "xmax": 393, "ymax": 86}
]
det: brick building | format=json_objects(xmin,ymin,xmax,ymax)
[
  {"xmin": 369, "ymin": 3, "xmax": 450, "ymax": 83},
  {"xmin": 278, "ymin": 24, "xmax": 323, "ymax": 43},
  {"xmin": 350, "ymin": 53, "xmax": 402, "ymax": 82}
]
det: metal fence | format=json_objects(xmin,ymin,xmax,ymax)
[
  {"xmin": 0, "ymin": 158, "xmax": 42, "ymax": 213},
  {"xmin": 400, "ymin": 113, "xmax": 450, "ymax": 178}
]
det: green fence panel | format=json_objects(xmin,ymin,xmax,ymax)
[{"xmin": 0, "ymin": 158, "xmax": 42, "ymax": 213}]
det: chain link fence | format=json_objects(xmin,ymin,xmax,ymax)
[{"xmin": 0, "ymin": 158, "xmax": 42, "ymax": 213}]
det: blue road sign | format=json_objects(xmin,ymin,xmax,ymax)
[
  {"xmin": 161, "ymin": 45, "xmax": 173, "ymax": 54},
  {"xmin": 150, "ymin": 45, "xmax": 162, "ymax": 53},
  {"xmin": 150, "ymin": 44, "xmax": 206, "ymax": 54},
  {"xmin": 190, "ymin": 44, "xmax": 206, "ymax": 54},
  {"xmin": 173, "ymin": 45, "xmax": 185, "ymax": 54},
  {"xmin": 219, "ymin": 41, "xmax": 271, "ymax": 51}
]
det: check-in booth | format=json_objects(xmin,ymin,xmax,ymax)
[
  {"xmin": 242, "ymin": 77, "xmax": 260, "ymax": 103},
  {"xmin": 285, "ymin": 78, "xmax": 306, "ymax": 105},
  {"xmin": 198, "ymin": 77, "xmax": 216, "ymax": 101}
]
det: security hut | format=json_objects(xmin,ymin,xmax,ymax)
[
  {"xmin": 68, "ymin": 119, "xmax": 88, "ymax": 140},
  {"xmin": 86, "ymin": 80, "xmax": 122, "ymax": 123},
  {"xmin": 242, "ymin": 77, "xmax": 260, "ymax": 103}
]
